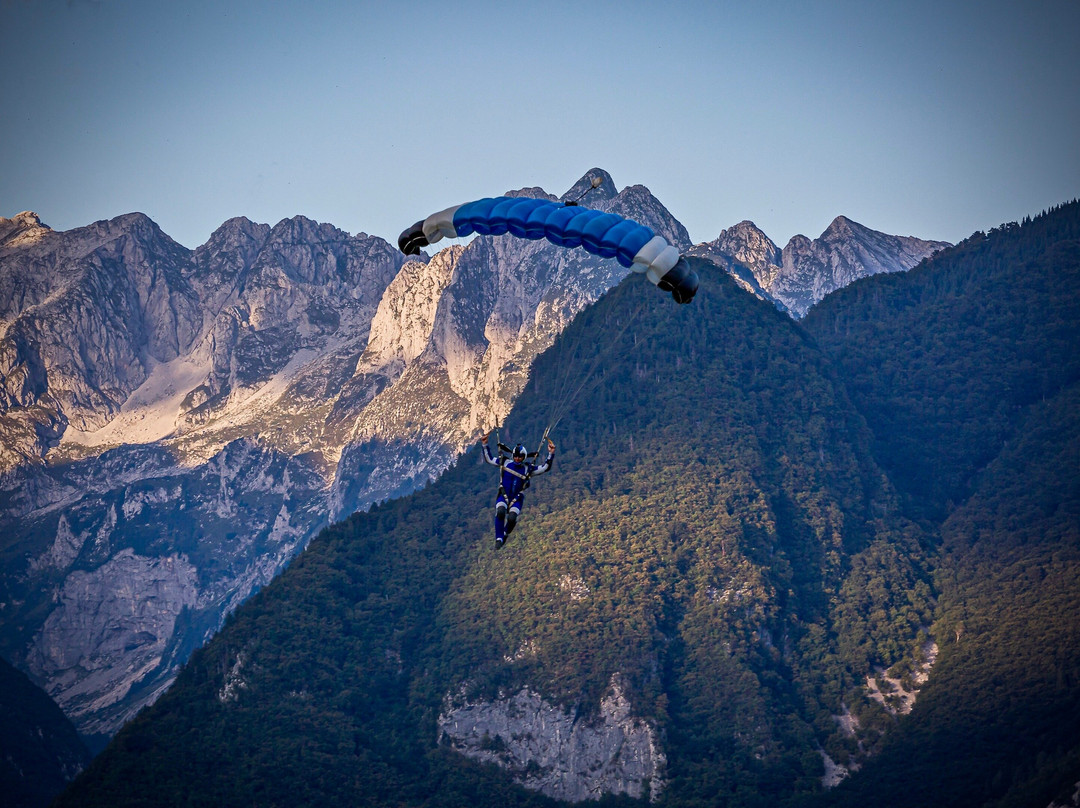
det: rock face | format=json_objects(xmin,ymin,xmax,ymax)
[
  {"xmin": 0, "ymin": 209, "xmax": 404, "ymax": 736},
  {"xmin": 691, "ymin": 216, "xmax": 949, "ymax": 317},
  {"xmin": 688, "ymin": 219, "xmax": 781, "ymax": 305},
  {"xmin": 0, "ymin": 172, "xmax": 946, "ymax": 741},
  {"xmin": 27, "ymin": 549, "xmax": 199, "ymax": 734},
  {"xmin": 3, "ymin": 438, "xmax": 327, "ymax": 737},
  {"xmin": 863, "ymin": 640, "xmax": 939, "ymax": 717},
  {"xmin": 0, "ymin": 211, "xmax": 53, "ymax": 249},
  {"xmin": 439, "ymin": 677, "xmax": 665, "ymax": 802},
  {"xmin": 0, "ymin": 212, "xmax": 201, "ymax": 467}
]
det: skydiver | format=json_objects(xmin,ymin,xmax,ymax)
[{"xmin": 481, "ymin": 432, "xmax": 556, "ymax": 546}]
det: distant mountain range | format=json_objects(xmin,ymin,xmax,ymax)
[
  {"xmin": 690, "ymin": 216, "xmax": 948, "ymax": 316},
  {"xmin": 0, "ymin": 169, "xmax": 946, "ymax": 744}
]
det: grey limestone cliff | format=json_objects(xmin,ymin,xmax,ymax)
[{"xmin": 439, "ymin": 676, "xmax": 666, "ymax": 802}]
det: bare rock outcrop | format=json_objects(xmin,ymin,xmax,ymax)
[
  {"xmin": 439, "ymin": 676, "xmax": 666, "ymax": 802},
  {"xmin": 26, "ymin": 549, "xmax": 199, "ymax": 735}
]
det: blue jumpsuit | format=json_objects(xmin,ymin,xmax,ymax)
[{"xmin": 483, "ymin": 443, "xmax": 554, "ymax": 542}]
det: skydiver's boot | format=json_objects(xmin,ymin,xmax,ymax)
[{"xmin": 495, "ymin": 504, "xmax": 507, "ymax": 546}]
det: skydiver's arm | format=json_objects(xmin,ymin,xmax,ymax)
[
  {"xmin": 481, "ymin": 435, "xmax": 500, "ymax": 466},
  {"xmin": 530, "ymin": 447, "xmax": 555, "ymax": 476}
]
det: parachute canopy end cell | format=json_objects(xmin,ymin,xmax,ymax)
[
  {"xmin": 398, "ymin": 220, "xmax": 428, "ymax": 256},
  {"xmin": 397, "ymin": 196, "xmax": 697, "ymax": 304},
  {"xmin": 659, "ymin": 257, "xmax": 699, "ymax": 304}
]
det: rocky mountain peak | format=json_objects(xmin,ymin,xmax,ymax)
[
  {"xmin": 82, "ymin": 212, "xmax": 178, "ymax": 250},
  {"xmin": 505, "ymin": 186, "xmax": 558, "ymax": 202},
  {"xmin": 821, "ymin": 215, "xmax": 864, "ymax": 241},
  {"xmin": 713, "ymin": 220, "xmax": 781, "ymax": 277},
  {"xmin": 0, "ymin": 211, "xmax": 52, "ymax": 248},
  {"xmin": 685, "ymin": 220, "xmax": 779, "ymax": 304},
  {"xmin": 689, "ymin": 216, "xmax": 948, "ymax": 318},
  {"xmin": 192, "ymin": 217, "xmax": 271, "ymax": 286},
  {"xmin": 784, "ymin": 232, "xmax": 814, "ymax": 255},
  {"xmin": 265, "ymin": 214, "xmax": 349, "ymax": 246},
  {"xmin": 605, "ymin": 183, "xmax": 692, "ymax": 251},
  {"xmin": 774, "ymin": 218, "xmax": 949, "ymax": 316},
  {"xmin": 199, "ymin": 217, "xmax": 271, "ymax": 253}
]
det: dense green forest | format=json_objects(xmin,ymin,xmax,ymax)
[
  {"xmin": 820, "ymin": 381, "xmax": 1080, "ymax": 808},
  {"xmin": 0, "ymin": 656, "xmax": 90, "ymax": 807},
  {"xmin": 803, "ymin": 205, "xmax": 1080, "ymax": 521},
  {"xmin": 804, "ymin": 201, "xmax": 1080, "ymax": 808},
  {"xmin": 58, "ymin": 201, "xmax": 1080, "ymax": 807}
]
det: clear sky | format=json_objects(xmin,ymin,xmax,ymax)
[{"xmin": 2, "ymin": 0, "xmax": 1078, "ymax": 250}]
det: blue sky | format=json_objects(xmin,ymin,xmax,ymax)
[{"xmin": 1, "ymin": 0, "xmax": 1077, "ymax": 250}]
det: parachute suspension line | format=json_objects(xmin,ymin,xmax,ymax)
[
  {"xmin": 534, "ymin": 425, "xmax": 551, "ymax": 466},
  {"xmin": 543, "ymin": 298, "xmax": 648, "ymax": 435},
  {"xmin": 493, "ymin": 417, "xmax": 509, "ymax": 461},
  {"xmin": 541, "ymin": 288, "xmax": 646, "ymax": 432},
  {"xmin": 544, "ymin": 331, "xmax": 589, "ymax": 430},
  {"xmin": 542, "ymin": 325, "xmax": 595, "ymax": 435}
]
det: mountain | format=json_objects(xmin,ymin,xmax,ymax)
[
  {"xmin": 802, "ymin": 202, "xmax": 1080, "ymax": 807},
  {"xmin": 0, "ymin": 211, "xmax": 202, "ymax": 467},
  {"xmin": 687, "ymin": 219, "xmax": 782, "ymax": 305},
  {"xmin": 0, "ymin": 209, "xmax": 406, "ymax": 739},
  {"xmin": 691, "ymin": 216, "xmax": 948, "ymax": 317},
  {"xmin": 0, "ymin": 655, "xmax": 91, "ymax": 808},
  {"xmin": 55, "ymin": 257, "xmax": 940, "ymax": 806},
  {"xmin": 0, "ymin": 174, "xmax": 948, "ymax": 746}
]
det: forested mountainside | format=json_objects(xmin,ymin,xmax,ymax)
[
  {"xmin": 59, "ymin": 258, "xmax": 938, "ymax": 806},
  {"xmin": 803, "ymin": 203, "xmax": 1080, "ymax": 521},
  {"xmin": 0, "ymin": 656, "xmax": 90, "ymax": 807},
  {"xmin": 803, "ymin": 201, "xmax": 1080, "ymax": 808}
]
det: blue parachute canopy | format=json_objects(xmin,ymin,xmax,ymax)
[{"xmin": 398, "ymin": 196, "xmax": 698, "ymax": 304}]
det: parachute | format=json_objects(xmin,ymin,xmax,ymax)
[{"xmin": 398, "ymin": 196, "xmax": 698, "ymax": 304}]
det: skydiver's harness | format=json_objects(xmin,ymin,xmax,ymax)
[{"xmin": 492, "ymin": 424, "xmax": 551, "ymax": 508}]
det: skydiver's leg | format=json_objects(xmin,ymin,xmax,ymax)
[
  {"xmin": 495, "ymin": 494, "xmax": 508, "ymax": 542},
  {"xmin": 505, "ymin": 495, "xmax": 523, "ymax": 535}
]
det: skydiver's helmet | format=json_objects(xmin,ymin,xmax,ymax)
[{"xmin": 513, "ymin": 444, "xmax": 527, "ymax": 461}]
